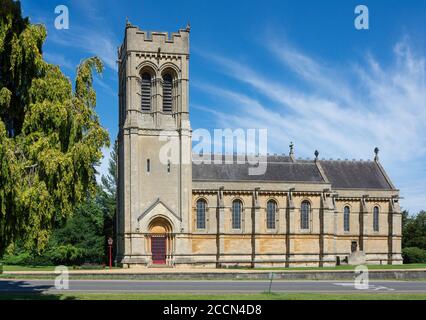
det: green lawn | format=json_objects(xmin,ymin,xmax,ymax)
[
  {"xmin": 0, "ymin": 292, "xmax": 426, "ymax": 300},
  {"xmin": 1, "ymin": 265, "xmax": 57, "ymax": 272},
  {"xmin": 0, "ymin": 265, "xmax": 120, "ymax": 272}
]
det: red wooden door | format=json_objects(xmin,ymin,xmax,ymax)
[{"xmin": 151, "ymin": 236, "xmax": 166, "ymax": 264}]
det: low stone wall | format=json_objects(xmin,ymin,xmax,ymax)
[{"xmin": 3, "ymin": 269, "xmax": 426, "ymax": 280}]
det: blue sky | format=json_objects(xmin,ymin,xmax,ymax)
[{"xmin": 20, "ymin": 0, "xmax": 426, "ymax": 213}]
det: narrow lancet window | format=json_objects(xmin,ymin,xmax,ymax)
[
  {"xmin": 373, "ymin": 206, "xmax": 379, "ymax": 231},
  {"xmin": 196, "ymin": 199, "xmax": 206, "ymax": 229},
  {"xmin": 301, "ymin": 201, "xmax": 310, "ymax": 230},
  {"xmin": 344, "ymin": 206, "xmax": 350, "ymax": 232},
  {"xmin": 232, "ymin": 200, "xmax": 242, "ymax": 229},
  {"xmin": 267, "ymin": 200, "xmax": 276, "ymax": 229}
]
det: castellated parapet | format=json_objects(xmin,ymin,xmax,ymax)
[{"xmin": 120, "ymin": 24, "xmax": 189, "ymax": 58}]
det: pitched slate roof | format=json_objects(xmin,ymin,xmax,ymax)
[
  {"xmin": 192, "ymin": 155, "xmax": 323, "ymax": 183},
  {"xmin": 192, "ymin": 155, "xmax": 394, "ymax": 190},
  {"xmin": 319, "ymin": 160, "xmax": 393, "ymax": 189}
]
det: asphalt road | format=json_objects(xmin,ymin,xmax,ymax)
[{"xmin": 1, "ymin": 279, "xmax": 426, "ymax": 294}]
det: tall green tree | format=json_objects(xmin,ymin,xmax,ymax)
[
  {"xmin": 99, "ymin": 140, "xmax": 118, "ymax": 259},
  {"xmin": 46, "ymin": 196, "xmax": 106, "ymax": 265},
  {"xmin": 0, "ymin": 0, "xmax": 109, "ymax": 257},
  {"xmin": 47, "ymin": 142, "xmax": 118, "ymax": 265},
  {"xmin": 402, "ymin": 210, "xmax": 426, "ymax": 250}
]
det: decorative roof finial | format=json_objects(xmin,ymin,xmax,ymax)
[
  {"xmin": 374, "ymin": 147, "xmax": 379, "ymax": 161},
  {"xmin": 289, "ymin": 142, "xmax": 295, "ymax": 162},
  {"xmin": 314, "ymin": 150, "xmax": 319, "ymax": 161},
  {"xmin": 185, "ymin": 22, "xmax": 191, "ymax": 32},
  {"xmin": 125, "ymin": 17, "xmax": 132, "ymax": 28}
]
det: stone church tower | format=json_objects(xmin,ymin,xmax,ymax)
[{"xmin": 116, "ymin": 22, "xmax": 192, "ymax": 266}]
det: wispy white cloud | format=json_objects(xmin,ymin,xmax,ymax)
[
  {"xmin": 49, "ymin": 28, "xmax": 118, "ymax": 71},
  {"xmin": 193, "ymin": 38, "xmax": 426, "ymax": 213},
  {"xmin": 43, "ymin": 52, "xmax": 74, "ymax": 70},
  {"xmin": 21, "ymin": 0, "xmax": 118, "ymax": 71},
  {"xmin": 43, "ymin": 0, "xmax": 119, "ymax": 71}
]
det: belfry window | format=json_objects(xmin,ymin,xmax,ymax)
[
  {"xmin": 344, "ymin": 206, "xmax": 350, "ymax": 232},
  {"xmin": 141, "ymin": 72, "xmax": 152, "ymax": 111},
  {"xmin": 162, "ymin": 73, "xmax": 173, "ymax": 113},
  {"xmin": 232, "ymin": 200, "xmax": 242, "ymax": 229},
  {"xmin": 301, "ymin": 201, "xmax": 310, "ymax": 230},
  {"xmin": 267, "ymin": 200, "xmax": 276, "ymax": 229},
  {"xmin": 373, "ymin": 206, "xmax": 379, "ymax": 232},
  {"xmin": 196, "ymin": 199, "xmax": 206, "ymax": 229}
]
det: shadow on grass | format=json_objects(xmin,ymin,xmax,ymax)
[{"xmin": 0, "ymin": 279, "xmax": 75, "ymax": 300}]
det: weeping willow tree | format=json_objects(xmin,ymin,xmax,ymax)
[{"xmin": 0, "ymin": 0, "xmax": 109, "ymax": 257}]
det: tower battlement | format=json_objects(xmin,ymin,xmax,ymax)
[{"xmin": 122, "ymin": 23, "xmax": 190, "ymax": 56}]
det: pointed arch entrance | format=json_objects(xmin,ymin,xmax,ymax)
[{"xmin": 148, "ymin": 216, "xmax": 173, "ymax": 265}]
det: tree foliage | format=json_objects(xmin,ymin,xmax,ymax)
[
  {"xmin": 2, "ymin": 195, "xmax": 107, "ymax": 266},
  {"xmin": 47, "ymin": 141, "xmax": 118, "ymax": 265},
  {"xmin": 1, "ymin": 141, "xmax": 118, "ymax": 266},
  {"xmin": 99, "ymin": 139, "xmax": 117, "ymax": 242},
  {"xmin": 402, "ymin": 210, "xmax": 426, "ymax": 250},
  {"xmin": 0, "ymin": 0, "xmax": 109, "ymax": 257},
  {"xmin": 402, "ymin": 247, "xmax": 426, "ymax": 264},
  {"xmin": 47, "ymin": 196, "xmax": 105, "ymax": 265}
]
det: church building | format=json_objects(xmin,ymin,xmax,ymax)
[{"xmin": 116, "ymin": 22, "xmax": 402, "ymax": 268}]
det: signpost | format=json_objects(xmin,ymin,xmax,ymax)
[
  {"xmin": 268, "ymin": 272, "xmax": 274, "ymax": 294},
  {"xmin": 108, "ymin": 237, "xmax": 113, "ymax": 269}
]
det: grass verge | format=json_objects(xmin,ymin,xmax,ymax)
[
  {"xmin": 0, "ymin": 265, "xmax": 120, "ymax": 272},
  {"xmin": 0, "ymin": 292, "xmax": 426, "ymax": 300}
]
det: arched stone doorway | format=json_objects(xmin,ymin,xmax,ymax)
[{"xmin": 148, "ymin": 216, "xmax": 173, "ymax": 265}]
